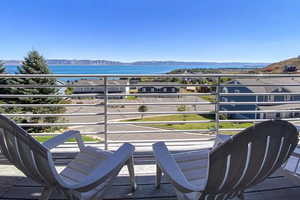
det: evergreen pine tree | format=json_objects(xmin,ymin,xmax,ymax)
[
  {"xmin": 12, "ymin": 50, "xmax": 67, "ymax": 133},
  {"xmin": 0, "ymin": 61, "xmax": 5, "ymax": 73},
  {"xmin": 0, "ymin": 62, "xmax": 22, "ymax": 115},
  {"xmin": 0, "ymin": 62, "xmax": 6, "ymax": 113},
  {"xmin": 0, "ymin": 61, "xmax": 9, "ymax": 93},
  {"xmin": 0, "ymin": 61, "xmax": 13, "ymax": 98}
]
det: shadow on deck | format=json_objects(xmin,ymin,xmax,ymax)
[
  {"xmin": 1, "ymin": 170, "xmax": 300, "ymax": 199},
  {"xmin": 0, "ymin": 143, "xmax": 300, "ymax": 199}
]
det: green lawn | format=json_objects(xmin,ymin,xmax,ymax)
[
  {"xmin": 126, "ymin": 96, "xmax": 138, "ymax": 100},
  {"xmin": 125, "ymin": 114, "xmax": 252, "ymax": 131},
  {"xmin": 34, "ymin": 135, "xmax": 100, "ymax": 143},
  {"xmin": 201, "ymin": 95, "xmax": 216, "ymax": 103}
]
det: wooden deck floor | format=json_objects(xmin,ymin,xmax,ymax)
[
  {"xmin": 0, "ymin": 142, "xmax": 300, "ymax": 199},
  {"xmin": 1, "ymin": 167, "xmax": 300, "ymax": 199}
]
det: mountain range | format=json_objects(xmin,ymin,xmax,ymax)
[{"xmin": 1, "ymin": 59, "xmax": 268, "ymax": 66}]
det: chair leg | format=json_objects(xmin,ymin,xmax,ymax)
[
  {"xmin": 237, "ymin": 191, "xmax": 245, "ymax": 200},
  {"xmin": 62, "ymin": 190, "xmax": 77, "ymax": 200},
  {"xmin": 155, "ymin": 164, "xmax": 162, "ymax": 189},
  {"xmin": 127, "ymin": 156, "xmax": 137, "ymax": 191},
  {"xmin": 40, "ymin": 187, "xmax": 53, "ymax": 200}
]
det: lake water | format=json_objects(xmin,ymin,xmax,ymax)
[{"xmin": 5, "ymin": 64, "xmax": 265, "ymax": 75}]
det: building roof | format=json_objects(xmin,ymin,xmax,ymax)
[
  {"xmin": 136, "ymin": 82, "xmax": 179, "ymax": 86},
  {"xmin": 72, "ymin": 79, "xmax": 128, "ymax": 86},
  {"xmin": 259, "ymin": 104, "xmax": 300, "ymax": 110},
  {"xmin": 227, "ymin": 77, "xmax": 300, "ymax": 93}
]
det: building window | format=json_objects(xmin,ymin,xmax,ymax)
[
  {"xmin": 267, "ymin": 96, "xmax": 274, "ymax": 102},
  {"xmin": 260, "ymin": 113, "xmax": 264, "ymax": 119},
  {"xmin": 230, "ymin": 100, "xmax": 236, "ymax": 107},
  {"xmin": 151, "ymin": 88, "xmax": 155, "ymax": 92},
  {"xmin": 222, "ymin": 97, "xmax": 228, "ymax": 102},
  {"xmin": 234, "ymin": 89, "xmax": 240, "ymax": 93},
  {"xmin": 284, "ymin": 95, "xmax": 291, "ymax": 101},
  {"xmin": 222, "ymin": 87, "xmax": 228, "ymax": 93}
]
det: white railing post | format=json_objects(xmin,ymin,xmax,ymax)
[
  {"xmin": 215, "ymin": 76, "xmax": 221, "ymax": 135},
  {"xmin": 104, "ymin": 77, "xmax": 108, "ymax": 150}
]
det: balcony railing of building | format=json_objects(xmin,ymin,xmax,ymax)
[{"xmin": 1, "ymin": 73, "xmax": 300, "ymax": 151}]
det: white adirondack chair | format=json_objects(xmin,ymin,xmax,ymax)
[
  {"xmin": 153, "ymin": 120, "xmax": 299, "ymax": 200},
  {"xmin": 0, "ymin": 115, "xmax": 136, "ymax": 200}
]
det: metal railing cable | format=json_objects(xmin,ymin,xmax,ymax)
[{"xmin": 1, "ymin": 74, "xmax": 300, "ymax": 149}]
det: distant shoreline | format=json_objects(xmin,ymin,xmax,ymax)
[
  {"xmin": 4, "ymin": 64, "xmax": 267, "ymax": 76},
  {"xmin": 4, "ymin": 64, "xmax": 266, "ymax": 68},
  {"xmin": 2, "ymin": 60, "xmax": 270, "ymax": 67}
]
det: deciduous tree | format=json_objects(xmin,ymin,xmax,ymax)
[{"xmin": 138, "ymin": 105, "xmax": 148, "ymax": 119}]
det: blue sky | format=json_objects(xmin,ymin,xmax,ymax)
[{"xmin": 1, "ymin": 0, "xmax": 300, "ymax": 62}]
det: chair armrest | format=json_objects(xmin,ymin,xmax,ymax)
[
  {"xmin": 213, "ymin": 134, "xmax": 231, "ymax": 148},
  {"xmin": 43, "ymin": 130, "xmax": 85, "ymax": 151},
  {"xmin": 292, "ymin": 147, "xmax": 300, "ymax": 158},
  {"xmin": 152, "ymin": 142, "xmax": 206, "ymax": 193},
  {"xmin": 67, "ymin": 143, "xmax": 135, "ymax": 192}
]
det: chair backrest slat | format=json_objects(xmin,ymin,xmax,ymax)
[
  {"xmin": 16, "ymin": 140, "xmax": 49, "ymax": 183},
  {"xmin": 204, "ymin": 120, "xmax": 299, "ymax": 197},
  {"xmin": 12, "ymin": 135, "xmax": 31, "ymax": 176},
  {"xmin": 266, "ymin": 137, "xmax": 285, "ymax": 173},
  {"xmin": 1, "ymin": 129, "xmax": 26, "ymax": 172},
  {"xmin": 217, "ymin": 154, "xmax": 231, "ymax": 191},
  {"xmin": 0, "ymin": 128, "xmax": 14, "ymax": 164},
  {"xmin": 245, "ymin": 136, "xmax": 270, "ymax": 187},
  {"xmin": 232, "ymin": 142, "xmax": 252, "ymax": 189}
]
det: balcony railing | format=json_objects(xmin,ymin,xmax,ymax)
[{"xmin": 1, "ymin": 73, "xmax": 300, "ymax": 150}]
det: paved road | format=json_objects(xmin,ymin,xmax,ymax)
[{"xmin": 65, "ymin": 96, "xmax": 215, "ymax": 141}]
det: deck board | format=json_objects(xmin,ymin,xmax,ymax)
[{"xmin": 2, "ymin": 171, "xmax": 300, "ymax": 199}]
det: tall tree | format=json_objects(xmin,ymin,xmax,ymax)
[
  {"xmin": 0, "ymin": 62, "xmax": 23, "ymax": 115},
  {"xmin": 0, "ymin": 61, "xmax": 15, "ymax": 99},
  {"xmin": 0, "ymin": 61, "xmax": 6, "ymax": 113},
  {"xmin": 138, "ymin": 105, "xmax": 148, "ymax": 119},
  {"xmin": 0, "ymin": 61, "xmax": 9, "ymax": 92},
  {"xmin": 12, "ymin": 50, "xmax": 67, "ymax": 133},
  {"xmin": 0, "ymin": 61, "xmax": 4, "ymax": 73}
]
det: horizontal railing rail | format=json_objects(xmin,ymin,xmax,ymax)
[
  {"xmin": 0, "ymin": 94, "xmax": 104, "ymax": 98},
  {"xmin": 2, "ymin": 113, "xmax": 104, "ymax": 117},
  {"xmin": 1, "ymin": 73, "xmax": 300, "ymax": 150},
  {"xmin": 0, "ymin": 103, "xmax": 104, "ymax": 107},
  {"xmin": 106, "ymin": 93, "xmax": 214, "ymax": 96},
  {"xmin": 220, "ymin": 101, "xmax": 300, "ymax": 105},
  {"xmin": 220, "ymin": 92, "xmax": 300, "ymax": 96},
  {"xmin": 107, "ymin": 102, "xmax": 215, "ymax": 106}
]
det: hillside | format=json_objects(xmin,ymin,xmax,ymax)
[
  {"xmin": 2, "ymin": 59, "xmax": 268, "ymax": 67},
  {"xmin": 256, "ymin": 56, "xmax": 300, "ymax": 73}
]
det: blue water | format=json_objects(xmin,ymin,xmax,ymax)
[{"xmin": 5, "ymin": 64, "xmax": 265, "ymax": 75}]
